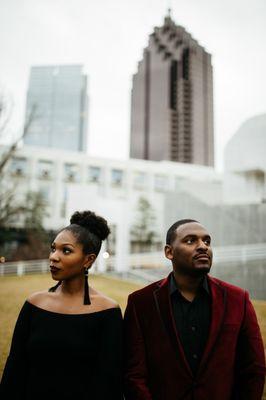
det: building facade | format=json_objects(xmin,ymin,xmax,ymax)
[
  {"xmin": 1, "ymin": 126, "xmax": 266, "ymax": 270},
  {"xmin": 223, "ymin": 113, "xmax": 266, "ymax": 204},
  {"xmin": 24, "ymin": 65, "xmax": 88, "ymax": 152},
  {"xmin": 130, "ymin": 12, "xmax": 214, "ymax": 166},
  {"xmin": 1, "ymin": 144, "xmax": 222, "ymax": 270}
]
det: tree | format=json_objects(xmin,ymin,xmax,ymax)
[
  {"xmin": 0, "ymin": 90, "xmax": 51, "ymax": 260},
  {"xmin": 0, "ymin": 90, "xmax": 37, "ymax": 227},
  {"xmin": 10, "ymin": 191, "xmax": 51, "ymax": 261},
  {"xmin": 24, "ymin": 191, "xmax": 49, "ymax": 230},
  {"xmin": 130, "ymin": 197, "xmax": 160, "ymax": 253}
]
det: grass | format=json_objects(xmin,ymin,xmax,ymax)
[{"xmin": 0, "ymin": 273, "xmax": 265, "ymax": 397}]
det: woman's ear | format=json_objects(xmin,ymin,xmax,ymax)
[{"xmin": 85, "ymin": 253, "xmax": 97, "ymax": 268}]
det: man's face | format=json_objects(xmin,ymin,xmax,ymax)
[{"xmin": 164, "ymin": 222, "xmax": 213, "ymax": 278}]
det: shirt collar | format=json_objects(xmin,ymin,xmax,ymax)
[{"xmin": 169, "ymin": 272, "xmax": 210, "ymax": 296}]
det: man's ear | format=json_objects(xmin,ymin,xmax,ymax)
[{"xmin": 164, "ymin": 244, "xmax": 173, "ymax": 261}]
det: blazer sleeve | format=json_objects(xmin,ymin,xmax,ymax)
[
  {"xmin": 234, "ymin": 291, "xmax": 266, "ymax": 399},
  {"xmin": 0, "ymin": 301, "xmax": 32, "ymax": 399},
  {"xmin": 124, "ymin": 295, "xmax": 153, "ymax": 400}
]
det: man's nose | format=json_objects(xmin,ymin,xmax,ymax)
[{"xmin": 197, "ymin": 240, "xmax": 208, "ymax": 251}]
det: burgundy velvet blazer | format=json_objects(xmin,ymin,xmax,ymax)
[{"xmin": 124, "ymin": 274, "xmax": 265, "ymax": 400}]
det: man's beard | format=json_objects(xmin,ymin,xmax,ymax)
[
  {"xmin": 189, "ymin": 266, "xmax": 211, "ymax": 278},
  {"xmin": 177, "ymin": 263, "xmax": 211, "ymax": 278}
]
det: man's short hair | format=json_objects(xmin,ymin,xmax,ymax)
[{"xmin": 166, "ymin": 219, "xmax": 199, "ymax": 245}]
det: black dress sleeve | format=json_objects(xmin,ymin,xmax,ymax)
[
  {"xmin": 0, "ymin": 301, "xmax": 32, "ymax": 399},
  {"xmin": 92, "ymin": 308, "xmax": 123, "ymax": 400}
]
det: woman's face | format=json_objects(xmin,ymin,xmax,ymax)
[{"xmin": 49, "ymin": 229, "xmax": 92, "ymax": 280}]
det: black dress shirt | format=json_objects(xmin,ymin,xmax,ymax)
[{"xmin": 169, "ymin": 273, "xmax": 211, "ymax": 375}]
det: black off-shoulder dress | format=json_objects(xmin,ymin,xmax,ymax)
[{"xmin": 0, "ymin": 301, "xmax": 123, "ymax": 400}]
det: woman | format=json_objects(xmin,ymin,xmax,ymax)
[{"xmin": 0, "ymin": 211, "xmax": 123, "ymax": 399}]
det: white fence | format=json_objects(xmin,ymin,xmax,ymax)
[
  {"xmin": 107, "ymin": 243, "xmax": 266, "ymax": 270},
  {"xmin": 0, "ymin": 259, "xmax": 50, "ymax": 276},
  {"xmin": 1, "ymin": 243, "xmax": 266, "ymax": 277}
]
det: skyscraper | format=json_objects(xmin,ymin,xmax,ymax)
[
  {"xmin": 24, "ymin": 65, "xmax": 88, "ymax": 152},
  {"xmin": 130, "ymin": 12, "xmax": 214, "ymax": 166}
]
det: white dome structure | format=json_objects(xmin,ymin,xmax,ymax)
[{"xmin": 224, "ymin": 114, "xmax": 266, "ymax": 172}]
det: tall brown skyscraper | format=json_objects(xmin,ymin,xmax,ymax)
[{"xmin": 130, "ymin": 12, "xmax": 214, "ymax": 166}]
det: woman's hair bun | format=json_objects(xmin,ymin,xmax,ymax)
[{"xmin": 70, "ymin": 211, "xmax": 110, "ymax": 241}]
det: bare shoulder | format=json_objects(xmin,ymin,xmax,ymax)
[
  {"xmin": 91, "ymin": 290, "xmax": 119, "ymax": 311},
  {"xmin": 27, "ymin": 290, "xmax": 51, "ymax": 307}
]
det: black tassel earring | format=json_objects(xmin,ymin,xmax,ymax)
[
  {"xmin": 48, "ymin": 281, "xmax": 62, "ymax": 292},
  {"xmin": 84, "ymin": 267, "xmax": 91, "ymax": 305}
]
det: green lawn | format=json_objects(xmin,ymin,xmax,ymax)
[{"xmin": 0, "ymin": 273, "xmax": 265, "ymax": 397}]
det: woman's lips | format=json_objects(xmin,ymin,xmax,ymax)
[{"xmin": 50, "ymin": 266, "xmax": 61, "ymax": 273}]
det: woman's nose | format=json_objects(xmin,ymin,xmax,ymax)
[{"xmin": 49, "ymin": 251, "xmax": 60, "ymax": 262}]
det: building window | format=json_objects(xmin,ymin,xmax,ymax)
[
  {"xmin": 39, "ymin": 185, "xmax": 51, "ymax": 203},
  {"xmin": 64, "ymin": 163, "xmax": 79, "ymax": 182},
  {"xmin": 182, "ymin": 48, "xmax": 190, "ymax": 80},
  {"xmin": 154, "ymin": 175, "xmax": 168, "ymax": 191},
  {"xmin": 111, "ymin": 169, "xmax": 124, "ymax": 187},
  {"xmin": 38, "ymin": 160, "xmax": 53, "ymax": 180},
  {"xmin": 106, "ymin": 224, "xmax": 116, "ymax": 256},
  {"xmin": 88, "ymin": 166, "xmax": 101, "ymax": 183},
  {"xmin": 133, "ymin": 172, "xmax": 147, "ymax": 189},
  {"xmin": 60, "ymin": 187, "xmax": 67, "ymax": 218},
  {"xmin": 10, "ymin": 157, "xmax": 27, "ymax": 177}
]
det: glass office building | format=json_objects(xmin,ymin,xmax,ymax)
[{"xmin": 24, "ymin": 65, "xmax": 88, "ymax": 152}]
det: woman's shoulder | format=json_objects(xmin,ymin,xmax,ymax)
[
  {"xmin": 27, "ymin": 290, "xmax": 52, "ymax": 308},
  {"xmin": 91, "ymin": 290, "xmax": 119, "ymax": 312}
]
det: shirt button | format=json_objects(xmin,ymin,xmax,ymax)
[
  {"xmin": 193, "ymin": 354, "xmax": 198, "ymax": 359},
  {"xmin": 191, "ymin": 326, "xmax": 196, "ymax": 332}
]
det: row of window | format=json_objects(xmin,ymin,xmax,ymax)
[{"xmin": 9, "ymin": 157, "xmax": 171, "ymax": 191}]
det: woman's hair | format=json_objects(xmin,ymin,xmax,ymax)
[{"xmin": 64, "ymin": 210, "xmax": 110, "ymax": 256}]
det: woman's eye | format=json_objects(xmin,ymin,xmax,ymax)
[{"xmin": 63, "ymin": 248, "xmax": 71, "ymax": 254}]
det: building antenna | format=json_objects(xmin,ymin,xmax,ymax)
[{"xmin": 167, "ymin": 0, "xmax": 172, "ymax": 17}]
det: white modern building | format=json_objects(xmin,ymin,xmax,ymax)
[
  {"xmin": 1, "ymin": 144, "xmax": 223, "ymax": 270},
  {"xmin": 224, "ymin": 113, "xmax": 266, "ymax": 204},
  {"xmin": 1, "ymin": 115, "xmax": 266, "ymax": 271}
]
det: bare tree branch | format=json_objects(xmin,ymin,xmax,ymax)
[
  {"xmin": 0, "ymin": 93, "xmax": 13, "ymax": 137},
  {"xmin": 0, "ymin": 103, "xmax": 37, "ymax": 174},
  {"xmin": 0, "ymin": 96, "xmax": 39, "ymax": 228}
]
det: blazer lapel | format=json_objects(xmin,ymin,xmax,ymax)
[
  {"xmin": 153, "ymin": 274, "xmax": 193, "ymax": 377},
  {"xmin": 198, "ymin": 275, "xmax": 227, "ymax": 375}
]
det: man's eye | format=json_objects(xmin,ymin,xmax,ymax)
[
  {"xmin": 204, "ymin": 239, "xmax": 211, "ymax": 245},
  {"xmin": 186, "ymin": 239, "xmax": 194, "ymax": 244},
  {"xmin": 50, "ymin": 246, "xmax": 55, "ymax": 252}
]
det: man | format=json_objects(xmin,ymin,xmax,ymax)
[{"xmin": 124, "ymin": 219, "xmax": 265, "ymax": 399}]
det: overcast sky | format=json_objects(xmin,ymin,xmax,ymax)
[{"xmin": 0, "ymin": 0, "xmax": 266, "ymax": 170}]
